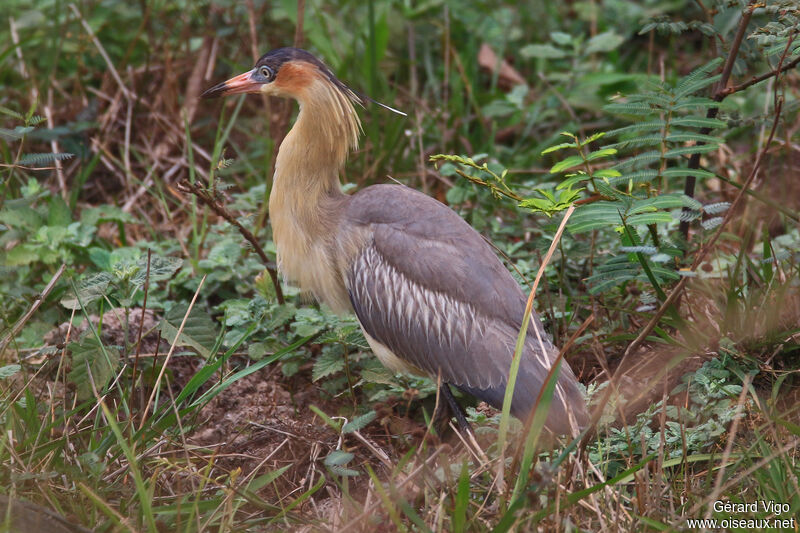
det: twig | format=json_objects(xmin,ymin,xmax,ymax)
[
  {"xmin": 719, "ymin": 53, "xmax": 800, "ymax": 97},
  {"xmin": 496, "ymin": 204, "xmax": 576, "ymax": 495},
  {"xmin": 511, "ymin": 313, "xmax": 595, "ymax": 473},
  {"xmin": 294, "ymin": 0, "xmax": 306, "ymax": 48},
  {"xmin": 703, "ymin": 375, "xmax": 752, "ymax": 520},
  {"xmin": 138, "ymin": 274, "xmax": 207, "ymax": 430},
  {"xmin": 178, "ymin": 179, "xmax": 285, "ymax": 304},
  {"xmin": 44, "ymin": 91, "xmax": 68, "ymax": 201},
  {"xmin": 679, "ymin": 1, "xmax": 757, "ymax": 240},
  {"xmin": 595, "ymin": 39, "xmax": 793, "ymax": 447},
  {"xmin": 338, "ymin": 446, "xmax": 445, "ymax": 531},
  {"xmin": 131, "ymin": 249, "xmax": 152, "ymax": 395},
  {"xmin": 623, "ymin": 92, "xmax": 785, "ymax": 362},
  {"xmin": 0, "ymin": 264, "xmax": 66, "ymax": 356},
  {"xmin": 68, "ymin": 3, "xmax": 134, "ymax": 100}
]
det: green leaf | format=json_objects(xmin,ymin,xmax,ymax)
[
  {"xmin": 5, "ymin": 244, "xmax": 40, "ymax": 266},
  {"xmin": 604, "ymin": 102, "xmax": 656, "ymax": 116},
  {"xmin": 585, "ymin": 31, "xmax": 625, "ymax": 54},
  {"xmin": 291, "ymin": 307, "xmax": 325, "ymax": 337},
  {"xmin": 61, "ymin": 272, "xmax": 113, "ymax": 309},
  {"xmin": 248, "ymin": 465, "xmax": 292, "ymax": 491},
  {"xmin": 519, "ymin": 43, "xmax": 567, "ymax": 59},
  {"xmin": 593, "ymin": 169, "xmax": 622, "ymax": 179},
  {"xmin": 581, "ymin": 131, "xmax": 607, "ymax": 145},
  {"xmin": 47, "ymin": 196, "xmax": 72, "ymax": 227},
  {"xmin": 629, "ymin": 194, "xmax": 687, "ymax": 213},
  {"xmin": 0, "ymin": 106, "xmax": 25, "ymax": 120},
  {"xmin": 613, "ymin": 150, "xmax": 662, "ymax": 170},
  {"xmin": 160, "ymin": 304, "xmax": 219, "ymax": 359},
  {"xmin": 0, "ymin": 205, "xmax": 43, "ymax": 231},
  {"xmin": 81, "ymin": 205, "xmax": 136, "ymax": 226},
  {"xmin": 131, "ymin": 255, "xmax": 183, "ymax": 287},
  {"xmin": 312, "ymin": 349, "xmax": 345, "ymax": 381},
  {"xmin": 452, "ymin": 462, "xmax": 470, "ymax": 533},
  {"xmin": 68, "ymin": 336, "xmax": 121, "ymax": 401},
  {"xmin": 17, "ymin": 152, "xmax": 74, "ymax": 166},
  {"xmin": 88, "ymin": 247, "xmax": 112, "ymax": 270},
  {"xmin": 324, "ymin": 450, "xmax": 353, "ymax": 466},
  {"xmin": 586, "ymin": 148, "xmax": 617, "ymax": 161},
  {"xmin": 626, "ymin": 212, "xmax": 674, "ymax": 226},
  {"xmin": 660, "ymin": 168, "xmax": 717, "ymax": 180},
  {"xmin": 569, "ymin": 202, "xmax": 624, "ymax": 233},
  {"xmin": 550, "ymin": 155, "xmax": 585, "ymax": 173},
  {"xmin": 0, "ymin": 364, "xmax": 21, "ymax": 379},
  {"xmin": 550, "ymin": 31, "xmax": 573, "ymax": 45},
  {"xmin": 540, "ymin": 141, "xmax": 576, "ymax": 155},
  {"xmin": 324, "ymin": 450, "xmax": 360, "ymax": 477},
  {"xmin": 342, "ymin": 411, "xmax": 377, "ymax": 433}
]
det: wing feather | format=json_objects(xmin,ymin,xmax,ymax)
[{"xmin": 343, "ymin": 184, "xmax": 588, "ymax": 432}]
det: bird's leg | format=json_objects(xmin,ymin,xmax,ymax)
[{"xmin": 437, "ymin": 383, "xmax": 473, "ymax": 436}]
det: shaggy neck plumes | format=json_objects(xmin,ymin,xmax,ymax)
[
  {"xmin": 267, "ymin": 70, "xmax": 363, "ymax": 312},
  {"xmin": 272, "ymin": 74, "xmax": 362, "ymax": 204}
]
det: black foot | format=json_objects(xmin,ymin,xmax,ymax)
[{"xmin": 434, "ymin": 383, "xmax": 473, "ymax": 436}]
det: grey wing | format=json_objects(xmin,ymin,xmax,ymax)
[
  {"xmin": 343, "ymin": 184, "xmax": 588, "ymax": 432},
  {"xmin": 345, "ymin": 231, "xmax": 586, "ymax": 433},
  {"xmin": 347, "ymin": 238, "xmax": 516, "ymax": 390}
]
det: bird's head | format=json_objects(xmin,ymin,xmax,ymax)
[
  {"xmin": 202, "ymin": 48, "xmax": 403, "ymax": 165},
  {"xmin": 201, "ymin": 48, "xmax": 354, "ymax": 101},
  {"xmin": 201, "ymin": 47, "xmax": 405, "ymax": 114}
]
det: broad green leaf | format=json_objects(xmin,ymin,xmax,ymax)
[
  {"xmin": 81, "ymin": 205, "xmax": 136, "ymax": 226},
  {"xmin": 312, "ymin": 349, "xmax": 345, "ymax": 381},
  {"xmin": 585, "ymin": 31, "xmax": 625, "ymax": 54},
  {"xmin": 550, "ymin": 155, "xmax": 585, "ymax": 173},
  {"xmin": 131, "ymin": 255, "xmax": 183, "ymax": 287},
  {"xmin": 160, "ymin": 304, "xmax": 219, "ymax": 359},
  {"xmin": 550, "ymin": 32, "xmax": 573, "ymax": 45},
  {"xmin": 47, "ymin": 196, "xmax": 72, "ymax": 227},
  {"xmin": 68, "ymin": 336, "xmax": 121, "ymax": 401},
  {"xmin": 60, "ymin": 272, "xmax": 113, "ymax": 309},
  {"xmin": 5, "ymin": 244, "xmax": 40, "ymax": 266},
  {"xmin": 593, "ymin": 169, "xmax": 622, "ymax": 178},
  {"xmin": 0, "ymin": 364, "xmax": 21, "ymax": 379},
  {"xmin": 520, "ymin": 43, "xmax": 567, "ymax": 59},
  {"xmin": 586, "ymin": 148, "xmax": 617, "ymax": 161},
  {"xmin": 0, "ymin": 205, "xmax": 43, "ymax": 230}
]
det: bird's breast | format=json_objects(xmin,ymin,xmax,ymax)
[{"xmin": 269, "ymin": 197, "xmax": 354, "ymax": 313}]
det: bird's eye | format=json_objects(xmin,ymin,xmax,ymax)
[{"xmin": 259, "ymin": 66, "xmax": 273, "ymax": 79}]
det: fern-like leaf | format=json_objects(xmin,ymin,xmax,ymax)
[{"xmin": 18, "ymin": 152, "xmax": 75, "ymax": 166}]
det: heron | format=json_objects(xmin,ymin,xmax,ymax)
[{"xmin": 202, "ymin": 47, "xmax": 588, "ymax": 436}]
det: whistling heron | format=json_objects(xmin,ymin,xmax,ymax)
[{"xmin": 202, "ymin": 48, "xmax": 588, "ymax": 435}]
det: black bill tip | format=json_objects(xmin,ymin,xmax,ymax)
[{"xmin": 200, "ymin": 81, "xmax": 228, "ymax": 99}]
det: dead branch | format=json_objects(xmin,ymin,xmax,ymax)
[{"xmin": 178, "ymin": 179, "xmax": 285, "ymax": 304}]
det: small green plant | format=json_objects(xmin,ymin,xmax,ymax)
[
  {"xmin": 430, "ymin": 153, "xmax": 581, "ymax": 217},
  {"xmin": 589, "ymin": 357, "xmax": 752, "ymax": 477}
]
